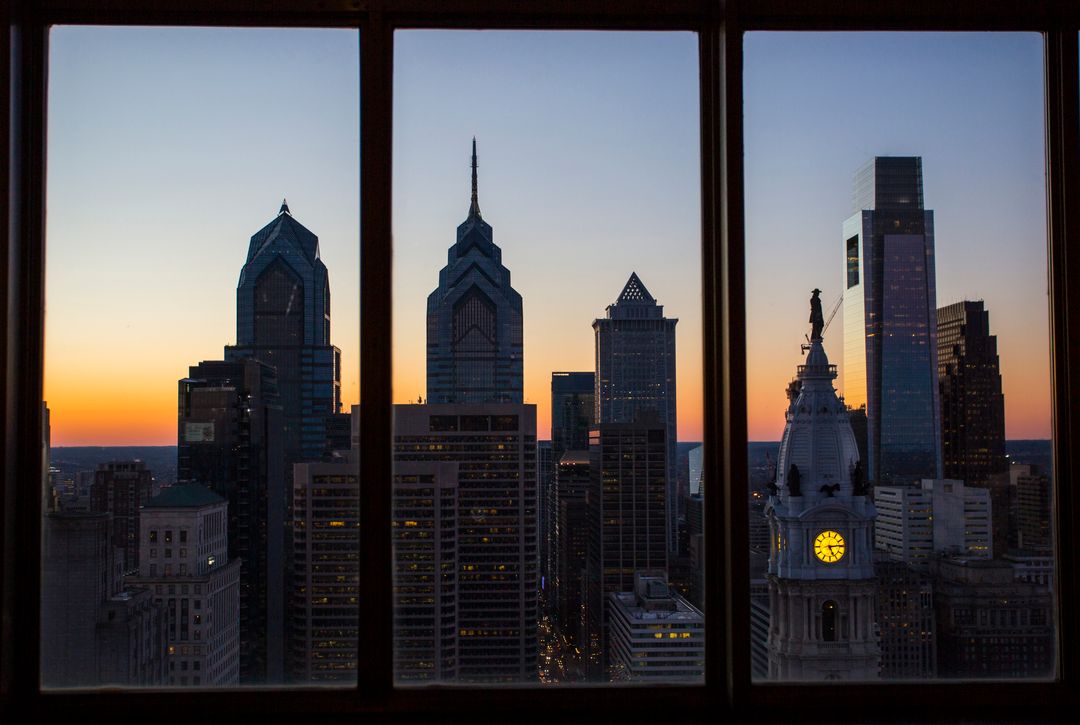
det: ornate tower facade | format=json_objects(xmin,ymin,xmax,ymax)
[
  {"xmin": 426, "ymin": 139, "xmax": 524, "ymax": 404},
  {"xmin": 765, "ymin": 297, "xmax": 879, "ymax": 681}
]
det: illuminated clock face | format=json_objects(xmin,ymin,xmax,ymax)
[{"xmin": 813, "ymin": 530, "xmax": 846, "ymax": 563}]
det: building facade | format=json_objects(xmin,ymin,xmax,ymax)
[
  {"xmin": 290, "ymin": 452, "xmax": 361, "ymax": 682},
  {"xmin": 553, "ymin": 450, "xmax": 590, "ymax": 650},
  {"xmin": 393, "ymin": 461, "xmax": 459, "ymax": 683},
  {"xmin": 41, "ymin": 511, "xmax": 168, "ymax": 688},
  {"xmin": 393, "ymin": 404, "xmax": 538, "ymax": 683},
  {"xmin": 178, "ymin": 358, "xmax": 284, "ymax": 683},
  {"xmin": 89, "ymin": 460, "xmax": 154, "ymax": 574},
  {"xmin": 584, "ymin": 415, "xmax": 668, "ymax": 680},
  {"xmin": 874, "ymin": 479, "xmax": 992, "ymax": 567},
  {"xmin": 426, "ymin": 140, "xmax": 523, "ymax": 405},
  {"xmin": 130, "ymin": 485, "xmax": 241, "ymax": 686},
  {"xmin": 607, "ymin": 572, "xmax": 704, "ymax": 683},
  {"xmin": 842, "ymin": 156, "xmax": 942, "ymax": 485},
  {"xmin": 765, "ymin": 314, "xmax": 878, "ymax": 681},
  {"xmin": 593, "ymin": 272, "xmax": 678, "ymax": 553},
  {"xmin": 1012, "ymin": 463, "xmax": 1052, "ymax": 554},
  {"xmin": 875, "ymin": 557, "xmax": 936, "ymax": 679}
]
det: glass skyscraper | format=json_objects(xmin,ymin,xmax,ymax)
[
  {"xmin": 225, "ymin": 201, "xmax": 342, "ymax": 465},
  {"xmin": 842, "ymin": 157, "xmax": 943, "ymax": 485},
  {"xmin": 427, "ymin": 139, "xmax": 524, "ymax": 404}
]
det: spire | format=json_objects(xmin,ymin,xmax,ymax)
[
  {"xmin": 280, "ymin": 198, "xmax": 290, "ymax": 216},
  {"xmin": 616, "ymin": 272, "xmax": 656, "ymax": 304},
  {"xmin": 469, "ymin": 137, "xmax": 482, "ymax": 219}
]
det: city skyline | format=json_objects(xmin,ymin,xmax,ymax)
[{"xmin": 43, "ymin": 28, "xmax": 1051, "ymax": 447}]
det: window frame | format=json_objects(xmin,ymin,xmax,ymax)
[{"xmin": 3, "ymin": 0, "xmax": 1079, "ymax": 719}]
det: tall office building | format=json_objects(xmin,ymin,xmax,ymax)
[
  {"xmin": 393, "ymin": 460, "xmax": 459, "ymax": 683},
  {"xmin": 178, "ymin": 358, "xmax": 284, "ymax": 683},
  {"xmin": 291, "ymin": 450, "xmax": 361, "ymax": 682},
  {"xmin": 427, "ymin": 140, "xmax": 524, "ymax": 404},
  {"xmin": 393, "ymin": 404, "xmax": 538, "ymax": 683},
  {"xmin": 89, "ymin": 460, "xmax": 154, "ymax": 573},
  {"xmin": 594, "ymin": 273, "xmax": 678, "ymax": 552},
  {"xmin": 937, "ymin": 301, "xmax": 1007, "ymax": 484},
  {"xmin": 130, "ymin": 485, "xmax": 241, "ymax": 686},
  {"xmin": 584, "ymin": 415, "xmax": 668, "ymax": 680},
  {"xmin": 765, "ymin": 306, "xmax": 878, "ymax": 681},
  {"xmin": 41, "ymin": 511, "xmax": 167, "ymax": 687},
  {"xmin": 224, "ymin": 201, "xmax": 342, "ymax": 466},
  {"xmin": 553, "ymin": 451, "xmax": 590, "ymax": 649},
  {"xmin": 842, "ymin": 157, "xmax": 942, "ymax": 485},
  {"xmin": 551, "ymin": 372, "xmax": 595, "ymax": 462},
  {"xmin": 1012, "ymin": 463, "xmax": 1052, "ymax": 553},
  {"xmin": 538, "ymin": 440, "xmax": 554, "ymax": 601}
]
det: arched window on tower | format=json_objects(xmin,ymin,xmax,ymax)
[{"xmin": 822, "ymin": 600, "xmax": 838, "ymax": 642}]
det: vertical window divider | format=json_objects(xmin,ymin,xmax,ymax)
[
  {"xmin": 358, "ymin": 9, "xmax": 395, "ymax": 706},
  {"xmin": 1043, "ymin": 26, "xmax": 1080, "ymax": 694}
]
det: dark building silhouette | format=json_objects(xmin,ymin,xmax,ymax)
[
  {"xmin": 937, "ymin": 300, "xmax": 1007, "ymax": 485},
  {"xmin": 843, "ymin": 156, "xmax": 942, "ymax": 485},
  {"xmin": 875, "ymin": 558, "xmax": 936, "ymax": 679},
  {"xmin": 552, "ymin": 372, "xmax": 595, "ymax": 462},
  {"xmin": 584, "ymin": 415, "xmax": 668, "ymax": 680},
  {"xmin": 178, "ymin": 358, "xmax": 284, "ymax": 683},
  {"xmin": 1012, "ymin": 463, "xmax": 1052, "ymax": 554},
  {"xmin": 932, "ymin": 557, "xmax": 1053, "ymax": 678},
  {"xmin": 554, "ymin": 450, "xmax": 590, "ymax": 651},
  {"xmin": 426, "ymin": 139, "xmax": 523, "ymax": 404},
  {"xmin": 594, "ymin": 274, "xmax": 678, "ymax": 553},
  {"xmin": 41, "ymin": 511, "xmax": 167, "ymax": 688},
  {"xmin": 225, "ymin": 201, "xmax": 342, "ymax": 467},
  {"xmin": 89, "ymin": 460, "xmax": 153, "ymax": 574},
  {"xmin": 538, "ymin": 439, "xmax": 554, "ymax": 604}
]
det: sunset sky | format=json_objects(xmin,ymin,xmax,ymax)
[{"xmin": 44, "ymin": 28, "xmax": 1050, "ymax": 447}]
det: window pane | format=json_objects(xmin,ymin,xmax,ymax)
[
  {"xmin": 40, "ymin": 26, "xmax": 360, "ymax": 688},
  {"xmin": 745, "ymin": 32, "xmax": 1055, "ymax": 681},
  {"xmin": 392, "ymin": 30, "xmax": 703, "ymax": 685}
]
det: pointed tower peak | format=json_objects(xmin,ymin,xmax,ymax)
[
  {"xmin": 616, "ymin": 271, "xmax": 656, "ymax": 304},
  {"xmin": 469, "ymin": 137, "xmax": 482, "ymax": 219},
  {"xmin": 279, "ymin": 198, "xmax": 291, "ymax": 216}
]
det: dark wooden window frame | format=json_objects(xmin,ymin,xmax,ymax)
[{"xmin": 3, "ymin": 0, "xmax": 1078, "ymax": 720}]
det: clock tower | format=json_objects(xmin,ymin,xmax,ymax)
[{"xmin": 764, "ymin": 292, "xmax": 879, "ymax": 680}]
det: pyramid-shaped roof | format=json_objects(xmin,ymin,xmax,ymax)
[
  {"xmin": 616, "ymin": 272, "xmax": 656, "ymax": 304},
  {"xmin": 245, "ymin": 202, "xmax": 321, "ymax": 264}
]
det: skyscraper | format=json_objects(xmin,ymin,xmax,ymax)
[
  {"xmin": 178, "ymin": 358, "xmax": 284, "ymax": 683},
  {"xmin": 393, "ymin": 404, "xmax": 538, "ymax": 683},
  {"xmin": 593, "ymin": 273, "xmax": 678, "ymax": 552},
  {"xmin": 225, "ymin": 201, "xmax": 342, "ymax": 466},
  {"xmin": 937, "ymin": 300, "xmax": 1007, "ymax": 486},
  {"xmin": 842, "ymin": 156, "xmax": 942, "ymax": 485},
  {"xmin": 584, "ymin": 415, "xmax": 668, "ymax": 680},
  {"xmin": 427, "ymin": 139, "xmax": 524, "ymax": 404},
  {"xmin": 765, "ymin": 298, "xmax": 878, "ymax": 681},
  {"xmin": 551, "ymin": 372, "xmax": 595, "ymax": 463}
]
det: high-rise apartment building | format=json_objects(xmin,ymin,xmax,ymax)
[
  {"xmin": 607, "ymin": 572, "xmax": 704, "ymax": 683},
  {"xmin": 224, "ymin": 201, "xmax": 342, "ymax": 466},
  {"xmin": 290, "ymin": 451, "xmax": 361, "ymax": 682},
  {"xmin": 41, "ymin": 511, "xmax": 168, "ymax": 687},
  {"xmin": 584, "ymin": 415, "xmax": 668, "ymax": 680},
  {"xmin": 90, "ymin": 460, "xmax": 153, "ymax": 573},
  {"xmin": 765, "ymin": 313, "xmax": 878, "ymax": 681},
  {"xmin": 426, "ymin": 140, "xmax": 523, "ymax": 405},
  {"xmin": 130, "ymin": 485, "xmax": 241, "ymax": 686},
  {"xmin": 843, "ymin": 156, "xmax": 942, "ymax": 485},
  {"xmin": 874, "ymin": 479, "xmax": 992, "ymax": 567},
  {"xmin": 178, "ymin": 358, "xmax": 284, "ymax": 683},
  {"xmin": 594, "ymin": 273, "xmax": 678, "ymax": 553},
  {"xmin": 393, "ymin": 404, "xmax": 538, "ymax": 683}
]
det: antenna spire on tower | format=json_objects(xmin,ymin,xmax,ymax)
[{"xmin": 469, "ymin": 137, "xmax": 482, "ymax": 219}]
